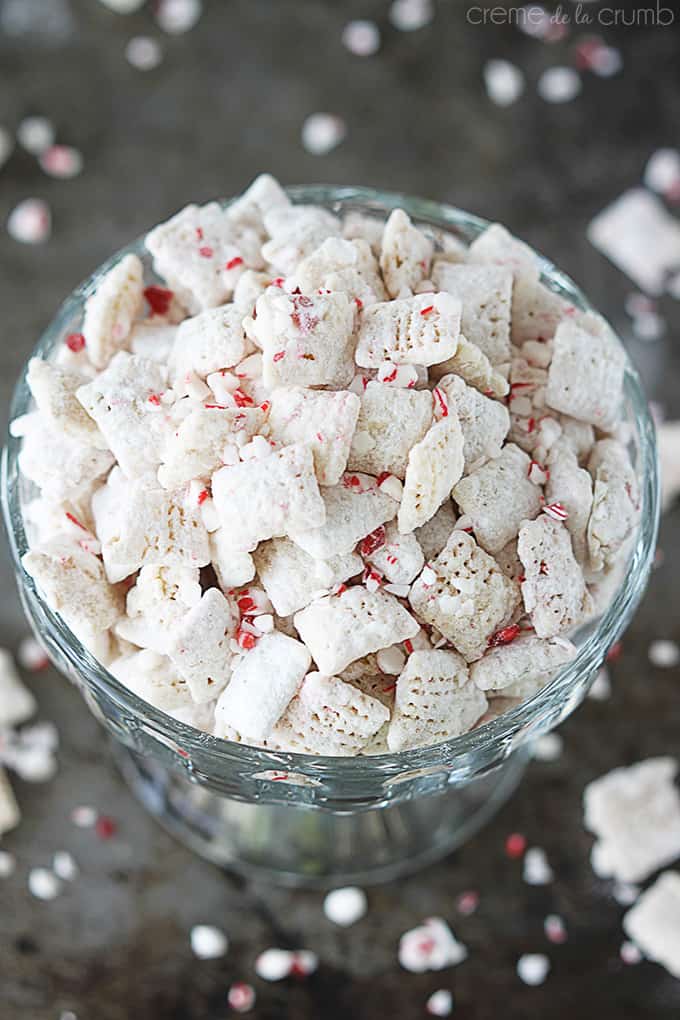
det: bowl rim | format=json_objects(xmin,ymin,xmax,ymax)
[{"xmin": 1, "ymin": 184, "xmax": 660, "ymax": 794}]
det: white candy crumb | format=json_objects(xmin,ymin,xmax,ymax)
[
  {"xmin": 301, "ymin": 113, "xmax": 347, "ymax": 156},
  {"xmin": 155, "ymin": 0, "xmax": 202, "ymax": 34},
  {"xmin": 544, "ymin": 914, "xmax": 567, "ymax": 943},
  {"xmin": 590, "ymin": 45, "xmax": 623, "ymax": 77},
  {"xmin": 28, "ymin": 867, "xmax": 61, "ymax": 900},
  {"xmin": 39, "ymin": 145, "xmax": 83, "ymax": 180},
  {"xmin": 426, "ymin": 989, "xmax": 453, "ymax": 1016},
  {"xmin": 484, "ymin": 60, "xmax": 525, "ymax": 107},
  {"xmin": 7, "ymin": 198, "xmax": 51, "ymax": 244},
  {"xmin": 342, "ymin": 19, "xmax": 380, "ymax": 56},
  {"xmin": 71, "ymin": 805, "xmax": 97, "ymax": 828},
  {"xmin": 18, "ymin": 636, "xmax": 48, "ymax": 671},
  {"xmin": 255, "ymin": 948, "xmax": 294, "ymax": 981},
  {"xmin": 98, "ymin": 0, "xmax": 146, "ymax": 10},
  {"xmin": 389, "ymin": 0, "xmax": 434, "ymax": 31},
  {"xmin": 644, "ymin": 148, "xmax": 680, "ymax": 196},
  {"xmin": 523, "ymin": 847, "xmax": 554, "ymax": 885},
  {"xmin": 190, "ymin": 924, "xmax": 229, "ymax": 959},
  {"xmin": 613, "ymin": 882, "xmax": 640, "ymax": 906},
  {"xmin": 323, "ymin": 886, "xmax": 368, "ymax": 926},
  {"xmin": 537, "ymin": 67, "xmax": 582, "ymax": 104},
  {"xmin": 53, "ymin": 851, "xmax": 78, "ymax": 881},
  {"xmin": 17, "ymin": 116, "xmax": 55, "ymax": 155},
  {"xmin": 620, "ymin": 940, "xmax": 642, "ymax": 965},
  {"xmin": 632, "ymin": 311, "xmax": 665, "ymax": 342},
  {"xmin": 227, "ymin": 983, "xmax": 256, "ymax": 1013},
  {"xmin": 517, "ymin": 952, "xmax": 550, "ymax": 985},
  {"xmin": 377, "ymin": 645, "xmax": 406, "ymax": 675},
  {"xmin": 588, "ymin": 666, "xmax": 611, "ymax": 701},
  {"xmin": 532, "ymin": 732, "xmax": 563, "ymax": 762},
  {"xmin": 126, "ymin": 36, "xmax": 163, "ymax": 70},
  {"xmin": 0, "ymin": 850, "xmax": 16, "ymax": 878},
  {"xmin": 648, "ymin": 639, "xmax": 680, "ymax": 669}
]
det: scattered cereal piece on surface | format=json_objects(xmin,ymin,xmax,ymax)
[
  {"xmin": 301, "ymin": 113, "xmax": 347, "ymax": 155},
  {"xmin": 7, "ymin": 198, "xmax": 51, "ymax": 244},
  {"xmin": 613, "ymin": 882, "xmax": 639, "ymax": 907},
  {"xmin": 342, "ymin": 19, "xmax": 380, "ymax": 56},
  {"xmin": 426, "ymin": 989, "xmax": 453, "ymax": 1016},
  {"xmin": 17, "ymin": 115, "xmax": 55, "ymax": 155},
  {"xmin": 190, "ymin": 924, "xmax": 229, "ymax": 959},
  {"xmin": 517, "ymin": 953, "xmax": 550, "ymax": 985},
  {"xmin": 484, "ymin": 59, "xmax": 524, "ymax": 106},
  {"xmin": 323, "ymin": 886, "xmax": 368, "ymax": 926},
  {"xmin": 399, "ymin": 917, "xmax": 467, "ymax": 972},
  {"xmin": 648, "ymin": 639, "xmax": 679, "ymax": 669},
  {"xmin": 126, "ymin": 35, "xmax": 163, "ymax": 70},
  {"xmin": 622, "ymin": 872, "xmax": 680, "ymax": 974},
  {"xmin": 620, "ymin": 940, "xmax": 643, "ymax": 965},
  {"xmin": 228, "ymin": 983, "xmax": 256, "ymax": 1013}
]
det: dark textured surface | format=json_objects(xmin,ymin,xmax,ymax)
[{"xmin": 1, "ymin": 2, "xmax": 680, "ymax": 1017}]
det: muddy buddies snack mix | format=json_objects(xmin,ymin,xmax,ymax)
[{"xmin": 16, "ymin": 176, "xmax": 638, "ymax": 755}]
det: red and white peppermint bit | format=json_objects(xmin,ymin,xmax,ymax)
[
  {"xmin": 126, "ymin": 36, "xmax": 163, "ymax": 71},
  {"xmin": 542, "ymin": 502, "xmax": 568, "ymax": 522},
  {"xmin": 505, "ymin": 832, "xmax": 527, "ymax": 859},
  {"xmin": 227, "ymin": 983, "xmax": 256, "ymax": 1013},
  {"xmin": 488, "ymin": 624, "xmax": 521, "ymax": 649},
  {"xmin": 301, "ymin": 113, "xmax": 346, "ymax": 156},
  {"xmin": 544, "ymin": 914, "xmax": 567, "ymax": 944},
  {"xmin": 456, "ymin": 890, "xmax": 479, "ymax": 916},
  {"xmin": 16, "ymin": 116, "xmax": 55, "ymax": 155},
  {"xmin": 144, "ymin": 284, "xmax": 173, "ymax": 316},
  {"xmin": 432, "ymin": 387, "xmax": 449, "ymax": 419},
  {"xmin": 7, "ymin": 198, "xmax": 51, "ymax": 244},
  {"xmin": 363, "ymin": 566, "xmax": 383, "ymax": 593},
  {"xmin": 426, "ymin": 990, "xmax": 453, "ymax": 1017},
  {"xmin": 237, "ymin": 629, "xmax": 257, "ymax": 651},
  {"xmin": 620, "ymin": 940, "xmax": 642, "ymax": 965},
  {"xmin": 18, "ymin": 636, "xmax": 49, "ymax": 671},
  {"xmin": 420, "ymin": 565, "xmax": 437, "ymax": 588},
  {"xmin": 65, "ymin": 332, "xmax": 86, "ymax": 353},
  {"xmin": 528, "ymin": 460, "xmax": 549, "ymax": 485},
  {"xmin": 254, "ymin": 948, "xmax": 317, "ymax": 981},
  {"xmin": 359, "ymin": 525, "xmax": 386, "ymax": 557},
  {"xmin": 225, "ymin": 255, "xmax": 244, "ymax": 271},
  {"xmin": 39, "ymin": 145, "xmax": 83, "ymax": 180}
]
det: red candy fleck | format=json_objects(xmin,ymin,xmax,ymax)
[
  {"xmin": 197, "ymin": 489, "xmax": 209, "ymax": 506},
  {"xmin": 432, "ymin": 387, "xmax": 449, "ymax": 418},
  {"xmin": 343, "ymin": 474, "xmax": 362, "ymax": 490},
  {"xmin": 271, "ymin": 277, "xmax": 285, "ymax": 288},
  {"xmin": 195, "ymin": 227, "xmax": 204, "ymax": 241},
  {"xmin": 376, "ymin": 471, "xmax": 392, "ymax": 487},
  {"xmin": 147, "ymin": 393, "xmax": 162, "ymax": 406},
  {"xmin": 273, "ymin": 350, "xmax": 286, "ymax": 362},
  {"xmin": 237, "ymin": 596, "xmax": 257, "ymax": 615},
  {"xmin": 404, "ymin": 639, "xmax": 414, "ymax": 655},
  {"xmin": 259, "ymin": 400, "xmax": 271, "ymax": 414},
  {"xmin": 65, "ymin": 332, "xmax": 86, "ymax": 353},
  {"xmin": 360, "ymin": 526, "xmax": 386, "ymax": 557},
  {"xmin": 382, "ymin": 366, "xmax": 398, "ymax": 383},
  {"xmin": 505, "ymin": 832, "xmax": 527, "ymax": 858},
  {"xmin": 542, "ymin": 501, "xmax": 568, "ymax": 522},
  {"xmin": 225, "ymin": 256, "xmax": 244, "ymax": 271},
  {"xmin": 95, "ymin": 815, "xmax": 117, "ymax": 840},
  {"xmin": 420, "ymin": 305, "xmax": 434, "ymax": 316},
  {"xmin": 527, "ymin": 417, "xmax": 536, "ymax": 434},
  {"xmin": 355, "ymin": 297, "xmax": 363, "ymax": 310},
  {"xmin": 65, "ymin": 511, "xmax": 87, "ymax": 531},
  {"xmin": 606, "ymin": 641, "xmax": 622, "ymax": 663},
  {"xmin": 457, "ymin": 890, "xmax": 479, "ymax": 915},
  {"xmin": 232, "ymin": 389, "xmax": 254, "ymax": 407},
  {"xmin": 237, "ymin": 630, "xmax": 257, "ymax": 651},
  {"xmin": 488, "ymin": 624, "xmax": 521, "ymax": 649},
  {"xmin": 198, "ymin": 246, "xmax": 214, "ymax": 258},
  {"xmin": 228, "ymin": 982, "xmax": 256, "ymax": 1013},
  {"xmin": 143, "ymin": 285, "xmax": 173, "ymax": 316}
]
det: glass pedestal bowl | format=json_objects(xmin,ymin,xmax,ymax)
[{"xmin": 2, "ymin": 187, "xmax": 659, "ymax": 887}]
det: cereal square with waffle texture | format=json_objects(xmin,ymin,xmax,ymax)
[
  {"xmin": 409, "ymin": 531, "xmax": 520, "ymax": 662},
  {"xmin": 399, "ymin": 413, "xmax": 465, "ymax": 533},
  {"xmin": 267, "ymin": 387, "xmax": 360, "ymax": 486},
  {"xmin": 387, "ymin": 649, "xmax": 487, "ymax": 751},
  {"xmin": 115, "ymin": 564, "xmax": 201, "ymax": 655},
  {"xmin": 294, "ymin": 586, "xmax": 419, "ymax": 676},
  {"xmin": 546, "ymin": 438, "xmax": 593, "ymax": 565},
  {"xmin": 253, "ymin": 537, "xmax": 362, "ymax": 617},
  {"xmin": 363, "ymin": 522, "xmax": 425, "ymax": 585},
  {"xmin": 261, "ymin": 204, "xmax": 341, "ymax": 274},
  {"xmin": 545, "ymin": 315, "xmax": 625, "ymax": 430},
  {"xmin": 586, "ymin": 439, "xmax": 639, "ymax": 572},
  {"xmin": 289, "ymin": 473, "xmax": 398, "ymax": 559},
  {"xmin": 380, "ymin": 209, "xmax": 434, "ymax": 297},
  {"xmin": 168, "ymin": 588, "xmax": 237, "ymax": 703},
  {"xmin": 170, "ymin": 305, "xmax": 250, "ymax": 386},
  {"xmin": 18, "ymin": 414, "xmax": 114, "ymax": 504},
  {"xmin": 27, "ymin": 358, "xmax": 106, "ymax": 449},
  {"xmin": 511, "ymin": 276, "xmax": 575, "ymax": 347},
  {"xmin": 517, "ymin": 516, "xmax": 593, "ymax": 637},
  {"xmin": 271, "ymin": 672, "xmax": 390, "ymax": 755},
  {"xmin": 158, "ymin": 405, "xmax": 262, "ymax": 490},
  {"xmin": 623, "ymin": 872, "xmax": 680, "ymax": 978},
  {"xmin": 81, "ymin": 253, "xmax": 144, "ymax": 369},
  {"xmin": 431, "ymin": 262, "xmax": 512, "ymax": 365},
  {"xmin": 356, "ymin": 292, "xmax": 460, "ymax": 368},
  {"xmin": 471, "ymin": 633, "xmax": 576, "ymax": 692},
  {"xmin": 290, "ymin": 237, "xmax": 386, "ymax": 307},
  {"xmin": 429, "ymin": 333, "xmax": 509, "ymax": 398},
  {"xmin": 212, "ymin": 444, "xmax": 325, "ymax": 552},
  {"xmin": 436, "ymin": 373, "xmax": 509, "ymax": 471},
  {"xmin": 347, "ymin": 381, "xmax": 433, "ymax": 479},
  {"xmin": 452, "ymin": 443, "xmax": 542, "ymax": 554}
]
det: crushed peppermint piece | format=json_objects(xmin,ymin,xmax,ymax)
[
  {"xmin": 544, "ymin": 914, "xmax": 567, "ymax": 944},
  {"xmin": 456, "ymin": 890, "xmax": 479, "ymax": 916},
  {"xmin": 648, "ymin": 639, "xmax": 679, "ymax": 669},
  {"xmin": 227, "ymin": 983, "xmax": 256, "ymax": 1013},
  {"xmin": 39, "ymin": 144, "xmax": 83, "ymax": 179},
  {"xmin": 542, "ymin": 502, "xmax": 568, "ymax": 522},
  {"xmin": 483, "ymin": 59, "xmax": 525, "ymax": 107},
  {"xmin": 126, "ymin": 35, "xmax": 163, "ymax": 71},
  {"xmin": 644, "ymin": 148, "xmax": 680, "ymax": 197},
  {"xmin": 28, "ymin": 867, "xmax": 61, "ymax": 900},
  {"xmin": 323, "ymin": 886, "xmax": 368, "ymax": 926},
  {"xmin": 7, "ymin": 198, "xmax": 51, "ymax": 244},
  {"xmin": 620, "ymin": 940, "xmax": 642, "ymax": 965},
  {"xmin": 517, "ymin": 953, "xmax": 550, "ymax": 986},
  {"xmin": 613, "ymin": 882, "xmax": 640, "ymax": 906},
  {"xmin": 505, "ymin": 832, "xmax": 527, "ymax": 859},
  {"xmin": 255, "ymin": 948, "xmax": 316, "ymax": 981},
  {"xmin": 426, "ymin": 989, "xmax": 453, "ymax": 1016},
  {"xmin": 399, "ymin": 918, "xmax": 467, "ymax": 973},
  {"xmin": 155, "ymin": 0, "xmax": 202, "ymax": 34},
  {"xmin": 17, "ymin": 116, "xmax": 55, "ymax": 155},
  {"xmin": 523, "ymin": 846, "xmax": 554, "ymax": 886},
  {"xmin": 18, "ymin": 636, "xmax": 49, "ymax": 671},
  {"xmin": 342, "ymin": 19, "xmax": 381, "ymax": 56},
  {"xmin": 532, "ymin": 732, "xmax": 563, "ymax": 762},
  {"xmin": 95, "ymin": 815, "xmax": 117, "ymax": 840},
  {"xmin": 537, "ymin": 67, "xmax": 581, "ymax": 104},
  {"xmin": 190, "ymin": 924, "xmax": 229, "ymax": 959},
  {"xmin": 301, "ymin": 113, "xmax": 347, "ymax": 155}
]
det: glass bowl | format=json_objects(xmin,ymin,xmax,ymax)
[{"xmin": 2, "ymin": 186, "xmax": 659, "ymax": 886}]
